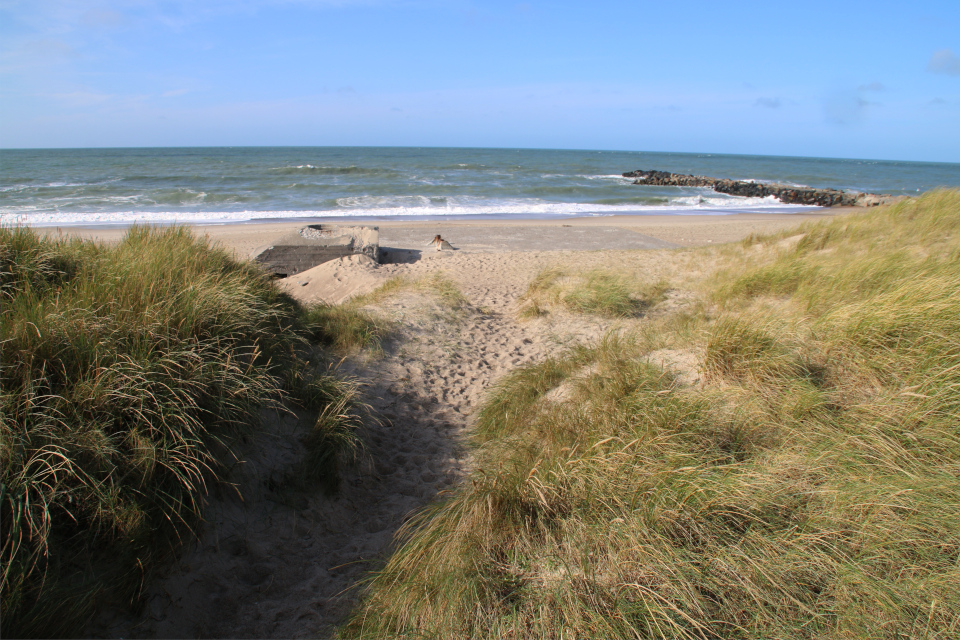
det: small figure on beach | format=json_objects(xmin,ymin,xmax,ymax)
[{"xmin": 426, "ymin": 234, "xmax": 455, "ymax": 251}]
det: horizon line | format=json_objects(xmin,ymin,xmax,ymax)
[{"xmin": 1, "ymin": 144, "xmax": 957, "ymax": 166}]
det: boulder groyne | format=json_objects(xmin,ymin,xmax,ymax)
[{"xmin": 623, "ymin": 169, "xmax": 903, "ymax": 207}]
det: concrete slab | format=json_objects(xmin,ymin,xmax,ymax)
[{"xmin": 252, "ymin": 225, "xmax": 379, "ymax": 276}]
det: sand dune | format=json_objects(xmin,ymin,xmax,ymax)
[{"xmin": 87, "ymin": 214, "xmax": 819, "ymax": 638}]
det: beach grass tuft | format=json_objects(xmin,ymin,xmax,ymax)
[
  {"xmin": 519, "ymin": 267, "xmax": 669, "ymax": 318},
  {"xmin": 350, "ymin": 273, "xmax": 471, "ymax": 316},
  {"xmin": 285, "ymin": 358, "xmax": 368, "ymax": 492},
  {"xmin": 299, "ymin": 303, "xmax": 387, "ymax": 352},
  {"xmin": 0, "ymin": 226, "xmax": 369, "ymax": 637},
  {"xmin": 341, "ymin": 189, "xmax": 960, "ymax": 639}
]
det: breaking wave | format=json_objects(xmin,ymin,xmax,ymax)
[
  {"xmin": 1, "ymin": 195, "xmax": 813, "ymax": 227},
  {"xmin": 269, "ymin": 165, "xmax": 399, "ymax": 177}
]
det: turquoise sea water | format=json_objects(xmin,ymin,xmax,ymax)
[{"xmin": 1, "ymin": 147, "xmax": 957, "ymax": 226}]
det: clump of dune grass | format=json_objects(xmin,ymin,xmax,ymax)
[
  {"xmin": 520, "ymin": 267, "xmax": 669, "ymax": 318},
  {"xmin": 300, "ymin": 303, "xmax": 386, "ymax": 352},
  {"xmin": 351, "ymin": 273, "xmax": 469, "ymax": 311},
  {"xmin": 338, "ymin": 272, "xmax": 472, "ymax": 338},
  {"xmin": 412, "ymin": 272, "xmax": 470, "ymax": 310},
  {"xmin": 285, "ymin": 359, "xmax": 368, "ymax": 492},
  {"xmin": 0, "ymin": 226, "xmax": 368, "ymax": 637},
  {"xmin": 342, "ymin": 189, "xmax": 960, "ymax": 639}
]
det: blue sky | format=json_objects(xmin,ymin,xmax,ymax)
[{"xmin": 1, "ymin": 0, "xmax": 958, "ymax": 162}]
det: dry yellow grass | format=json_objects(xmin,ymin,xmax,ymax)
[
  {"xmin": 342, "ymin": 190, "xmax": 960, "ymax": 639},
  {"xmin": 1, "ymin": 226, "xmax": 372, "ymax": 637}
]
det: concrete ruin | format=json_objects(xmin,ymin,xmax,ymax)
[{"xmin": 252, "ymin": 224, "xmax": 379, "ymax": 277}]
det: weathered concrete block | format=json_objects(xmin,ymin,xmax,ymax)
[{"xmin": 252, "ymin": 225, "xmax": 379, "ymax": 276}]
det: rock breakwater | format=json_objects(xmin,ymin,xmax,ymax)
[{"xmin": 623, "ymin": 169, "xmax": 902, "ymax": 207}]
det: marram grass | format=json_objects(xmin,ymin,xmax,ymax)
[
  {"xmin": 520, "ymin": 268, "xmax": 669, "ymax": 318},
  {"xmin": 0, "ymin": 226, "xmax": 373, "ymax": 637},
  {"xmin": 350, "ymin": 272, "xmax": 471, "ymax": 311},
  {"xmin": 342, "ymin": 189, "xmax": 960, "ymax": 639}
]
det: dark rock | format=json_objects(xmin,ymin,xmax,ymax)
[{"xmin": 622, "ymin": 169, "xmax": 902, "ymax": 208}]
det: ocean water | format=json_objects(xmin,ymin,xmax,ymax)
[{"xmin": 1, "ymin": 147, "xmax": 957, "ymax": 226}]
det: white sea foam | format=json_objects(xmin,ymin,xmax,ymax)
[
  {"xmin": 579, "ymin": 174, "xmax": 632, "ymax": 181},
  {"xmin": 336, "ymin": 195, "xmax": 435, "ymax": 208},
  {"xmin": 743, "ymin": 178, "xmax": 810, "ymax": 188},
  {"xmin": 1, "ymin": 196, "xmax": 816, "ymax": 227},
  {"xmin": 671, "ymin": 194, "xmax": 785, "ymax": 207},
  {"xmin": 0, "ymin": 181, "xmax": 115, "ymax": 191}
]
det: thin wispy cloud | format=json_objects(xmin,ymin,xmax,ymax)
[
  {"xmin": 928, "ymin": 49, "xmax": 960, "ymax": 76},
  {"xmin": 80, "ymin": 8, "xmax": 125, "ymax": 29},
  {"xmin": 822, "ymin": 80, "xmax": 890, "ymax": 126},
  {"xmin": 1, "ymin": 1, "xmax": 958, "ymax": 160},
  {"xmin": 2, "ymin": 0, "xmax": 402, "ymax": 38},
  {"xmin": 48, "ymin": 90, "xmax": 115, "ymax": 107},
  {"xmin": 824, "ymin": 91, "xmax": 875, "ymax": 126},
  {"xmin": 0, "ymin": 38, "xmax": 77, "ymax": 71}
]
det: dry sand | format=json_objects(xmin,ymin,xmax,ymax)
[
  {"xmin": 84, "ymin": 211, "xmax": 831, "ymax": 638},
  {"xmin": 45, "ymin": 209, "xmax": 837, "ymax": 256}
]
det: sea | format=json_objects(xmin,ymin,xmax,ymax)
[{"xmin": 1, "ymin": 147, "xmax": 957, "ymax": 227}]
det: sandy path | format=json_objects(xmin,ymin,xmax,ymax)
[{"xmin": 90, "ymin": 248, "xmax": 634, "ymax": 638}]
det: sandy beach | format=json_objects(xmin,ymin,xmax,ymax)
[
  {"xmin": 47, "ymin": 210, "xmax": 837, "ymax": 256},
  {"xmin": 83, "ymin": 209, "xmax": 835, "ymax": 638}
]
